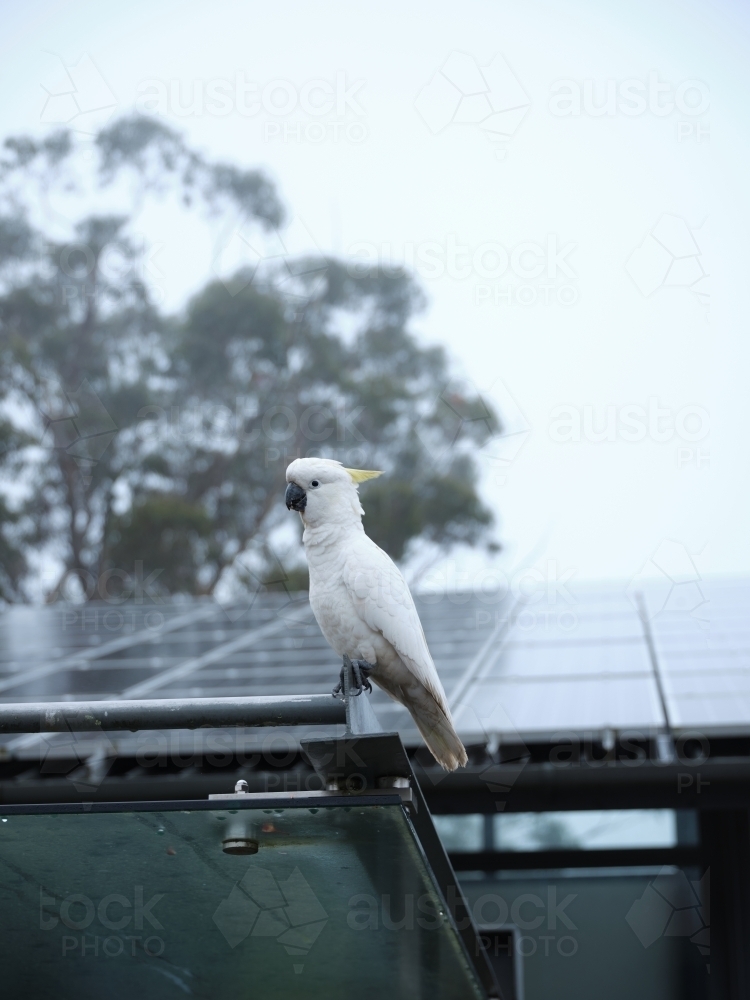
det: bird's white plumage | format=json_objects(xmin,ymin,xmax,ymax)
[
  {"xmin": 342, "ymin": 536, "xmax": 449, "ymax": 710},
  {"xmin": 285, "ymin": 456, "xmax": 467, "ymax": 770}
]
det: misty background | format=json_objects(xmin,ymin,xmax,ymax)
[{"xmin": 0, "ymin": 0, "xmax": 746, "ymax": 602}]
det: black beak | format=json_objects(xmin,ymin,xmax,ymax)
[{"xmin": 285, "ymin": 482, "xmax": 307, "ymax": 512}]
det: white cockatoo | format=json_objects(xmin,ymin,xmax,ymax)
[{"xmin": 285, "ymin": 457, "xmax": 468, "ymax": 771}]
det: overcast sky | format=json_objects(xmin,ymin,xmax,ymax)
[{"xmin": 1, "ymin": 0, "xmax": 747, "ymax": 594}]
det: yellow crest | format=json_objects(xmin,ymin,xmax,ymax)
[{"xmin": 344, "ymin": 468, "xmax": 383, "ymax": 484}]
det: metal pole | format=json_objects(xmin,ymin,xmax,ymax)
[{"xmin": 0, "ymin": 695, "xmax": 346, "ymax": 733}]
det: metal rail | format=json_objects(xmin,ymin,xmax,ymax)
[{"xmin": 0, "ymin": 694, "xmax": 346, "ymax": 733}]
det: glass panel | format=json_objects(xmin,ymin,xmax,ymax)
[
  {"xmin": 0, "ymin": 803, "xmax": 484, "ymax": 999},
  {"xmin": 494, "ymin": 810, "xmax": 678, "ymax": 851}
]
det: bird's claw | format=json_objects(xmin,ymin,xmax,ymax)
[
  {"xmin": 350, "ymin": 657, "xmax": 373, "ymax": 696},
  {"xmin": 332, "ymin": 654, "xmax": 374, "ymax": 699}
]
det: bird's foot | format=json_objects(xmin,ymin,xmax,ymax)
[
  {"xmin": 332, "ymin": 654, "xmax": 374, "ymax": 699},
  {"xmin": 349, "ymin": 656, "xmax": 373, "ymax": 696}
]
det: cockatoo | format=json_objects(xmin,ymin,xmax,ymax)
[{"xmin": 285, "ymin": 457, "xmax": 467, "ymax": 771}]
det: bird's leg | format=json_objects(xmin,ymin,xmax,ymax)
[{"xmin": 332, "ymin": 654, "xmax": 374, "ymax": 699}]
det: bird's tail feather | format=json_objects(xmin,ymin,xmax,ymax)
[{"xmin": 412, "ymin": 706, "xmax": 468, "ymax": 772}]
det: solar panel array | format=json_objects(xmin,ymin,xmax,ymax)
[
  {"xmin": 451, "ymin": 577, "xmax": 750, "ymax": 743},
  {"xmin": 649, "ymin": 577, "xmax": 750, "ymax": 733},
  {"xmin": 0, "ymin": 575, "xmax": 747, "ymax": 758}
]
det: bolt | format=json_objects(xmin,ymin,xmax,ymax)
[
  {"xmin": 377, "ymin": 776, "xmax": 410, "ymax": 789},
  {"xmin": 222, "ymin": 838, "xmax": 259, "ymax": 856}
]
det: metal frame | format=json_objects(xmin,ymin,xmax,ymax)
[
  {"xmin": 3, "ymin": 674, "xmax": 749, "ymax": 997},
  {"xmin": 0, "ymin": 694, "xmax": 345, "ymax": 732},
  {"xmin": 297, "ymin": 727, "xmax": 502, "ymax": 999},
  {"xmin": 0, "ymin": 658, "xmax": 381, "ymax": 736},
  {"xmin": 449, "ymin": 846, "xmax": 702, "ymax": 872},
  {"xmin": 476, "ymin": 925, "xmax": 524, "ymax": 1000},
  {"xmin": 0, "ymin": 665, "xmax": 504, "ymax": 1000}
]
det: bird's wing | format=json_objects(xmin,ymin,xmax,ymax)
[{"xmin": 343, "ymin": 537, "xmax": 449, "ymax": 711}]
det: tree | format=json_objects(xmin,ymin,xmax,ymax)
[{"xmin": 0, "ymin": 117, "xmax": 500, "ymax": 601}]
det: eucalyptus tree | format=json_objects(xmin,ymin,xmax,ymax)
[{"xmin": 0, "ymin": 117, "xmax": 499, "ymax": 601}]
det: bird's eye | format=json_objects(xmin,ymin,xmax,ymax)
[{"xmin": 310, "ymin": 480, "xmax": 320, "ymax": 488}]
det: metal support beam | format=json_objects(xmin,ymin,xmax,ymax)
[
  {"xmin": 342, "ymin": 660, "xmax": 382, "ymax": 735},
  {"xmin": 0, "ymin": 694, "xmax": 345, "ymax": 733},
  {"xmin": 300, "ymin": 730, "xmax": 502, "ymax": 999},
  {"xmin": 449, "ymin": 846, "xmax": 702, "ymax": 872}
]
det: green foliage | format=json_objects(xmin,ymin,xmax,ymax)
[
  {"xmin": 362, "ymin": 459, "xmax": 494, "ymax": 563},
  {"xmin": 106, "ymin": 494, "xmax": 213, "ymax": 596},
  {"xmin": 0, "ymin": 119, "xmax": 500, "ymax": 600},
  {"xmin": 0, "ymin": 504, "xmax": 27, "ymax": 601}
]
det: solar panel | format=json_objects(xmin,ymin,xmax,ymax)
[{"xmin": 1, "ymin": 577, "xmax": 748, "ymax": 757}]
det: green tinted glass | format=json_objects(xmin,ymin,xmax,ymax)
[{"xmin": 0, "ymin": 802, "xmax": 485, "ymax": 999}]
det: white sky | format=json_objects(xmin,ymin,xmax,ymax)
[{"xmin": 0, "ymin": 0, "xmax": 747, "ymax": 591}]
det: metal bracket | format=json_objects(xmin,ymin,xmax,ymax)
[
  {"xmin": 342, "ymin": 659, "xmax": 383, "ymax": 735},
  {"xmin": 207, "ymin": 787, "xmax": 414, "ymax": 806}
]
